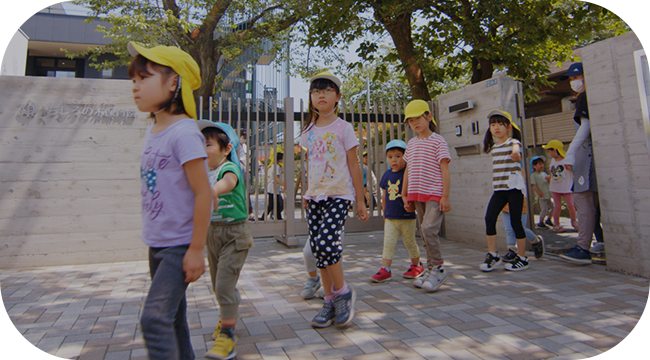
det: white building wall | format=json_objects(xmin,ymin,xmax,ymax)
[{"xmin": 1, "ymin": 29, "xmax": 28, "ymax": 76}]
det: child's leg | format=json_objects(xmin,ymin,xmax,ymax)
[
  {"xmin": 547, "ymin": 198, "xmax": 554, "ymax": 221},
  {"xmin": 276, "ymin": 193, "xmax": 284, "ymax": 220},
  {"xmin": 562, "ymin": 193, "xmax": 577, "ymax": 223},
  {"xmin": 521, "ymin": 214, "xmax": 537, "ymax": 242},
  {"xmin": 539, "ymin": 199, "xmax": 549, "ymax": 223},
  {"xmin": 485, "ymin": 191, "xmax": 509, "ymax": 253},
  {"xmin": 506, "ymin": 190, "xmax": 527, "ymax": 257},
  {"xmin": 303, "ymin": 240, "xmax": 318, "ymax": 277},
  {"xmin": 502, "ymin": 211, "xmax": 517, "ymax": 248},
  {"xmin": 141, "ymin": 246, "xmax": 193, "ymax": 360},
  {"xmin": 399, "ymin": 219, "xmax": 421, "ymax": 265},
  {"xmin": 414, "ymin": 201, "xmax": 444, "ymax": 269},
  {"xmin": 213, "ymin": 224, "xmax": 251, "ymax": 326},
  {"xmin": 551, "ymin": 192, "xmax": 563, "ymax": 226},
  {"xmin": 381, "ymin": 219, "xmax": 400, "ymax": 268}
]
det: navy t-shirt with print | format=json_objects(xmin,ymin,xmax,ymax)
[{"xmin": 379, "ymin": 168, "xmax": 416, "ymax": 220}]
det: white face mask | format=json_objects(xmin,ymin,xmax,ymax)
[{"xmin": 570, "ymin": 78, "xmax": 584, "ymax": 93}]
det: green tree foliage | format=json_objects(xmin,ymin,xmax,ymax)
[
  {"xmin": 68, "ymin": 0, "xmax": 305, "ymax": 109},
  {"xmin": 300, "ymin": 0, "xmax": 628, "ymax": 101}
]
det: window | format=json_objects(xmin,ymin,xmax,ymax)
[{"xmin": 634, "ymin": 49, "xmax": 650, "ymax": 163}]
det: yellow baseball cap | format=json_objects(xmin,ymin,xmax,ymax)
[
  {"xmin": 542, "ymin": 140, "xmax": 567, "ymax": 157},
  {"xmin": 487, "ymin": 109, "xmax": 520, "ymax": 133},
  {"xmin": 404, "ymin": 100, "xmax": 436, "ymax": 126},
  {"xmin": 128, "ymin": 42, "xmax": 201, "ymax": 120},
  {"xmin": 309, "ymin": 71, "xmax": 341, "ymax": 88}
]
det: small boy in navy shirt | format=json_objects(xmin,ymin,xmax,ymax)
[{"xmin": 370, "ymin": 140, "xmax": 423, "ymax": 283}]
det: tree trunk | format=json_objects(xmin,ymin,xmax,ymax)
[
  {"xmin": 470, "ymin": 57, "xmax": 494, "ymax": 84},
  {"xmin": 184, "ymin": 35, "xmax": 219, "ymax": 118},
  {"xmin": 375, "ymin": 9, "xmax": 430, "ymax": 101}
]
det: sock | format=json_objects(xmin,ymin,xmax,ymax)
[
  {"xmin": 311, "ymin": 275, "xmax": 320, "ymax": 281},
  {"xmin": 220, "ymin": 326, "xmax": 235, "ymax": 339},
  {"xmin": 324, "ymin": 295, "xmax": 335, "ymax": 302},
  {"xmin": 489, "ymin": 252, "xmax": 498, "ymax": 257},
  {"xmin": 518, "ymin": 254, "xmax": 527, "ymax": 261},
  {"xmin": 381, "ymin": 266, "xmax": 391, "ymax": 272},
  {"xmin": 332, "ymin": 282, "xmax": 349, "ymax": 296},
  {"xmin": 508, "ymin": 246, "xmax": 518, "ymax": 252}
]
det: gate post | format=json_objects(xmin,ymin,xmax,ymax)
[{"xmin": 276, "ymin": 97, "xmax": 299, "ymax": 247}]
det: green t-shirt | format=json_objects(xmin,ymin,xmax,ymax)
[
  {"xmin": 530, "ymin": 171, "xmax": 551, "ymax": 200},
  {"xmin": 209, "ymin": 161, "xmax": 247, "ymax": 223}
]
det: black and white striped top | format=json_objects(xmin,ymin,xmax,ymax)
[{"xmin": 490, "ymin": 138, "xmax": 522, "ymax": 190}]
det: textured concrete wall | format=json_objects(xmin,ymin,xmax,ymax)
[
  {"xmin": 0, "ymin": 76, "xmax": 149, "ymax": 268},
  {"xmin": 436, "ymin": 76, "xmax": 522, "ymax": 251},
  {"xmin": 581, "ymin": 32, "xmax": 650, "ymax": 278}
]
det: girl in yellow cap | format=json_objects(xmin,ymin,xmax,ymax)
[
  {"xmin": 299, "ymin": 72, "xmax": 369, "ymax": 329},
  {"xmin": 480, "ymin": 109, "xmax": 530, "ymax": 272},
  {"xmin": 542, "ymin": 140, "xmax": 578, "ymax": 232},
  {"xmin": 128, "ymin": 42, "xmax": 211, "ymax": 359}
]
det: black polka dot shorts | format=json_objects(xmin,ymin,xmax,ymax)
[{"xmin": 307, "ymin": 198, "xmax": 351, "ymax": 268}]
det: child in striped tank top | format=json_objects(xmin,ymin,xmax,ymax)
[{"xmin": 480, "ymin": 109, "xmax": 531, "ymax": 272}]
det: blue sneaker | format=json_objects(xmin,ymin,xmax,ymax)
[
  {"xmin": 334, "ymin": 286, "xmax": 356, "ymax": 328},
  {"xmin": 559, "ymin": 246, "xmax": 592, "ymax": 265},
  {"xmin": 311, "ymin": 300, "xmax": 335, "ymax": 328}
]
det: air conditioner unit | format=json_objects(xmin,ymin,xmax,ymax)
[{"xmin": 449, "ymin": 100, "xmax": 475, "ymax": 113}]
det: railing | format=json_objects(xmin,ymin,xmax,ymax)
[{"xmin": 198, "ymin": 96, "xmax": 422, "ymax": 244}]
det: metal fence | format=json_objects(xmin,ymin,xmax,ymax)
[{"xmin": 198, "ymin": 96, "xmax": 425, "ymax": 245}]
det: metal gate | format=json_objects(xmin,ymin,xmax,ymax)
[{"xmin": 198, "ymin": 96, "xmax": 419, "ymax": 245}]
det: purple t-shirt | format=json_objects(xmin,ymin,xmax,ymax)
[{"xmin": 140, "ymin": 118, "xmax": 207, "ymax": 248}]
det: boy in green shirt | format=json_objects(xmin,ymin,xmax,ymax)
[
  {"xmin": 197, "ymin": 120, "xmax": 253, "ymax": 360},
  {"xmin": 530, "ymin": 156, "xmax": 553, "ymax": 228}
]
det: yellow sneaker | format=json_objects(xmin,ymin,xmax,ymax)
[
  {"xmin": 211, "ymin": 319, "xmax": 222, "ymax": 340},
  {"xmin": 205, "ymin": 333, "xmax": 236, "ymax": 360}
]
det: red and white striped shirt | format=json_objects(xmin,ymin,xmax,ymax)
[{"xmin": 403, "ymin": 133, "xmax": 451, "ymax": 203}]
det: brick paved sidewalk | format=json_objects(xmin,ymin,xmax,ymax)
[{"xmin": 2, "ymin": 231, "xmax": 648, "ymax": 359}]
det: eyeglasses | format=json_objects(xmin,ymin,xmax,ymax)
[{"xmin": 310, "ymin": 88, "xmax": 336, "ymax": 95}]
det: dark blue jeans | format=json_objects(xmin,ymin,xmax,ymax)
[{"xmin": 141, "ymin": 245, "xmax": 195, "ymax": 360}]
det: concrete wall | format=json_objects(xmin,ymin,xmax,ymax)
[
  {"xmin": 436, "ymin": 76, "xmax": 523, "ymax": 251},
  {"xmin": 0, "ymin": 76, "xmax": 149, "ymax": 268},
  {"xmin": 581, "ymin": 32, "xmax": 650, "ymax": 278},
  {"xmin": 1, "ymin": 30, "xmax": 28, "ymax": 76}
]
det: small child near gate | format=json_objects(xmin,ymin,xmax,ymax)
[
  {"xmin": 299, "ymin": 72, "xmax": 369, "ymax": 329},
  {"xmin": 542, "ymin": 140, "xmax": 578, "ymax": 232},
  {"xmin": 370, "ymin": 139, "xmax": 423, "ymax": 283},
  {"xmin": 197, "ymin": 120, "xmax": 253, "ymax": 360},
  {"xmin": 402, "ymin": 100, "xmax": 451, "ymax": 292},
  {"xmin": 480, "ymin": 109, "xmax": 530, "ymax": 272},
  {"xmin": 530, "ymin": 156, "xmax": 554, "ymax": 228},
  {"xmin": 128, "ymin": 42, "xmax": 211, "ymax": 359}
]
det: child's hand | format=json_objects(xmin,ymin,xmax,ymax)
[
  {"xmin": 183, "ymin": 247, "xmax": 205, "ymax": 283},
  {"xmin": 510, "ymin": 151, "xmax": 521, "ymax": 162},
  {"xmin": 357, "ymin": 203, "xmax": 369, "ymax": 222},
  {"xmin": 439, "ymin": 197, "xmax": 451, "ymax": 213},
  {"xmin": 302, "ymin": 198, "xmax": 308, "ymax": 210},
  {"xmin": 213, "ymin": 198, "xmax": 219, "ymax": 212},
  {"xmin": 566, "ymin": 165, "xmax": 573, "ymax": 171},
  {"xmin": 404, "ymin": 201, "xmax": 415, "ymax": 212}
]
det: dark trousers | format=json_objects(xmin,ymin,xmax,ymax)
[
  {"xmin": 485, "ymin": 189, "xmax": 525, "ymax": 239},
  {"xmin": 264, "ymin": 193, "xmax": 284, "ymax": 220}
]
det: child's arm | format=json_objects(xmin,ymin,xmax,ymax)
[
  {"xmin": 182, "ymin": 158, "xmax": 211, "ymax": 283},
  {"xmin": 381, "ymin": 189, "xmax": 386, "ymax": 216},
  {"xmin": 347, "ymin": 147, "xmax": 369, "ymax": 221},
  {"xmin": 532, "ymin": 184, "xmax": 543, "ymax": 198},
  {"xmin": 302, "ymin": 153, "xmax": 309, "ymax": 209},
  {"xmin": 211, "ymin": 172, "xmax": 238, "ymax": 211},
  {"xmin": 439, "ymin": 159, "xmax": 451, "ymax": 212},
  {"xmin": 402, "ymin": 164, "xmax": 414, "ymax": 212},
  {"xmin": 510, "ymin": 143, "xmax": 521, "ymax": 162}
]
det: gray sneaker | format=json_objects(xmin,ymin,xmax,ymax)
[
  {"xmin": 422, "ymin": 265, "xmax": 448, "ymax": 292},
  {"xmin": 311, "ymin": 300, "xmax": 335, "ymax": 328},
  {"xmin": 413, "ymin": 269, "xmax": 430, "ymax": 288},
  {"xmin": 334, "ymin": 286, "xmax": 356, "ymax": 327},
  {"xmin": 590, "ymin": 242, "xmax": 605, "ymax": 254},
  {"xmin": 300, "ymin": 276, "xmax": 321, "ymax": 299}
]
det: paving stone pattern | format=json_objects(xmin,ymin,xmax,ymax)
[{"xmin": 2, "ymin": 231, "xmax": 648, "ymax": 360}]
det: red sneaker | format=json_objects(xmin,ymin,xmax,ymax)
[
  {"xmin": 403, "ymin": 263, "xmax": 424, "ymax": 279},
  {"xmin": 370, "ymin": 268, "xmax": 392, "ymax": 283}
]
